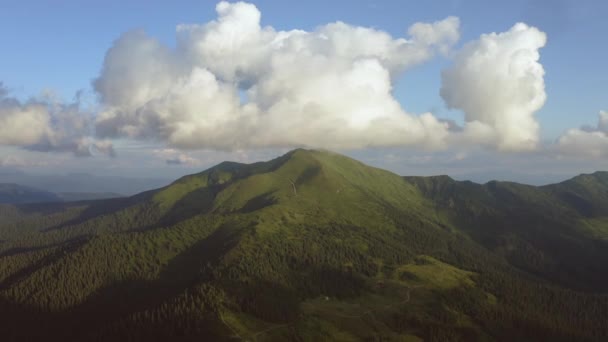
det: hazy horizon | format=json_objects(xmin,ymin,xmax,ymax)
[{"xmin": 0, "ymin": 147, "xmax": 589, "ymax": 195}]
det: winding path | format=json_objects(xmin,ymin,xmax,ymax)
[{"xmin": 219, "ymin": 311, "xmax": 245, "ymax": 340}]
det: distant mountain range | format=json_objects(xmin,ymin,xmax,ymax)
[
  {"xmin": 0, "ymin": 183, "xmax": 61, "ymax": 204},
  {"xmin": 0, "ymin": 183, "xmax": 123, "ymax": 204},
  {"xmin": 0, "ymin": 149, "xmax": 607, "ymax": 341},
  {"xmin": 0, "ymin": 170, "xmax": 171, "ymax": 195}
]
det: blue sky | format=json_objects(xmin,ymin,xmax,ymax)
[{"xmin": 0, "ymin": 1, "xmax": 607, "ymax": 188}]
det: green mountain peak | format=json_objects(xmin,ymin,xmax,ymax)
[{"xmin": 2, "ymin": 150, "xmax": 608, "ymax": 341}]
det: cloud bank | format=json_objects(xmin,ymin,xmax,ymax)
[
  {"xmin": 0, "ymin": 155, "xmax": 50, "ymax": 167},
  {"xmin": 557, "ymin": 111, "xmax": 608, "ymax": 158},
  {"xmin": 441, "ymin": 23, "xmax": 547, "ymax": 151},
  {"xmin": 3, "ymin": 1, "xmax": 603, "ymax": 164},
  {"xmin": 0, "ymin": 84, "xmax": 114, "ymax": 157},
  {"xmin": 153, "ymin": 148, "xmax": 200, "ymax": 166},
  {"xmin": 94, "ymin": 1, "xmax": 460, "ymax": 150}
]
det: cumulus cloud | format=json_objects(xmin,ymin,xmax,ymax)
[
  {"xmin": 153, "ymin": 148, "xmax": 200, "ymax": 166},
  {"xmin": 441, "ymin": 23, "xmax": 547, "ymax": 151},
  {"xmin": 0, "ymin": 99, "xmax": 50, "ymax": 146},
  {"xmin": 0, "ymin": 84, "xmax": 114, "ymax": 157},
  {"xmin": 94, "ymin": 1, "xmax": 460, "ymax": 151},
  {"xmin": 4, "ymin": 2, "xmax": 565, "ymax": 160},
  {"xmin": 557, "ymin": 111, "xmax": 608, "ymax": 158}
]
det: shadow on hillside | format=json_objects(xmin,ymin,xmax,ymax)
[
  {"xmin": 154, "ymin": 153, "xmax": 296, "ymax": 227},
  {"xmin": 0, "ymin": 235, "xmax": 88, "ymax": 258},
  {"xmin": 0, "ymin": 296, "xmax": 73, "ymax": 341},
  {"xmin": 0, "ymin": 223, "xmax": 247, "ymax": 340},
  {"xmin": 295, "ymin": 163, "xmax": 321, "ymax": 186},
  {"xmin": 556, "ymin": 191, "xmax": 595, "ymax": 216},
  {"xmin": 156, "ymin": 184, "xmax": 225, "ymax": 227},
  {"xmin": 41, "ymin": 190, "xmax": 157, "ymax": 233},
  {"xmin": 154, "ymin": 184, "xmax": 278, "ymax": 228},
  {"xmin": 0, "ymin": 236, "xmax": 89, "ymax": 289},
  {"xmin": 238, "ymin": 191, "xmax": 277, "ymax": 213},
  {"xmin": 68, "ymin": 223, "xmax": 246, "ymax": 328}
]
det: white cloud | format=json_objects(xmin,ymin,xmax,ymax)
[
  {"xmin": 597, "ymin": 110, "xmax": 608, "ymax": 132},
  {"xmin": 94, "ymin": 1, "xmax": 460, "ymax": 151},
  {"xmin": 557, "ymin": 111, "xmax": 608, "ymax": 158},
  {"xmin": 408, "ymin": 16, "xmax": 460, "ymax": 55},
  {"xmin": 0, "ymin": 100, "xmax": 50, "ymax": 146},
  {"xmin": 0, "ymin": 84, "xmax": 114, "ymax": 157},
  {"xmin": 441, "ymin": 23, "xmax": 547, "ymax": 151},
  {"xmin": 5, "ymin": 2, "xmax": 575, "ymax": 163},
  {"xmin": 153, "ymin": 148, "xmax": 201, "ymax": 166}
]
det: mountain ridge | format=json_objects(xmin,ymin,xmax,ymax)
[
  {"xmin": 0, "ymin": 183, "xmax": 124, "ymax": 204},
  {"xmin": 0, "ymin": 183, "xmax": 61, "ymax": 204}
]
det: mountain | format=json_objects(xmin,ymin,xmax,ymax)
[
  {"xmin": 404, "ymin": 173, "xmax": 608, "ymax": 292},
  {"xmin": 451, "ymin": 170, "xmax": 573, "ymax": 186},
  {"xmin": 56, "ymin": 192, "xmax": 124, "ymax": 202},
  {"xmin": 0, "ymin": 171, "xmax": 172, "ymax": 195},
  {"xmin": 0, "ymin": 183, "xmax": 124, "ymax": 204},
  {"xmin": 0, "ymin": 183, "xmax": 61, "ymax": 204},
  {"xmin": 0, "ymin": 149, "xmax": 607, "ymax": 341}
]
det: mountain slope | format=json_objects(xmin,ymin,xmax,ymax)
[
  {"xmin": 0, "ymin": 150, "xmax": 607, "ymax": 341},
  {"xmin": 404, "ymin": 174, "xmax": 608, "ymax": 292},
  {"xmin": 544, "ymin": 171, "xmax": 608, "ymax": 217}
]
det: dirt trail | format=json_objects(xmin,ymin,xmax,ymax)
[
  {"xmin": 251, "ymin": 323, "xmax": 290, "ymax": 341},
  {"xmin": 219, "ymin": 311, "xmax": 245, "ymax": 340},
  {"xmin": 220, "ymin": 310, "xmax": 290, "ymax": 342}
]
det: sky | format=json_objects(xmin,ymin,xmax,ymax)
[{"xmin": 0, "ymin": 0, "xmax": 607, "ymax": 191}]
